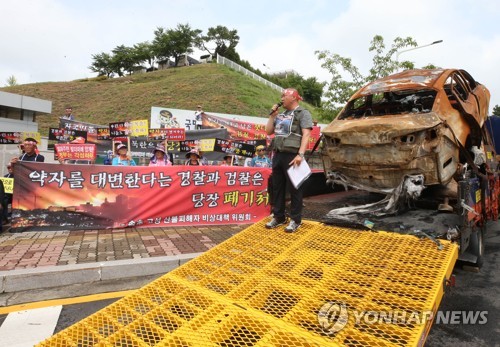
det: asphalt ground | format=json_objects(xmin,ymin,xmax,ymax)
[{"xmin": 303, "ymin": 193, "xmax": 500, "ymax": 346}]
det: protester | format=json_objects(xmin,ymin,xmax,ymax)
[
  {"xmin": 221, "ymin": 155, "xmax": 233, "ymax": 166},
  {"xmin": 184, "ymin": 149, "xmax": 202, "ymax": 165},
  {"xmin": 250, "ymin": 145, "xmax": 272, "ymax": 168},
  {"xmin": 249, "ymin": 145, "xmax": 273, "ymax": 215},
  {"xmin": 233, "ymin": 155, "xmax": 243, "ymax": 166},
  {"xmin": 0, "ymin": 179, "xmax": 4, "ymax": 232},
  {"xmin": 2, "ymin": 165, "xmax": 12, "ymax": 221},
  {"xmin": 2, "ymin": 163, "xmax": 14, "ymax": 225},
  {"xmin": 11, "ymin": 137, "xmax": 45, "ymax": 164},
  {"xmin": 149, "ymin": 145, "xmax": 172, "ymax": 166},
  {"xmin": 265, "ymin": 88, "xmax": 313, "ymax": 233},
  {"xmin": 103, "ymin": 150, "xmax": 113, "ymax": 165},
  {"xmin": 4, "ymin": 163, "xmax": 13, "ymax": 179},
  {"xmin": 194, "ymin": 105, "xmax": 203, "ymax": 129},
  {"xmin": 61, "ymin": 106, "xmax": 74, "ymax": 120},
  {"xmin": 243, "ymin": 157, "xmax": 252, "ymax": 167},
  {"xmin": 199, "ymin": 151, "xmax": 209, "ymax": 165},
  {"xmin": 113, "ymin": 141, "xmax": 123, "ymax": 155},
  {"xmin": 112, "ymin": 144, "xmax": 136, "ymax": 166}
]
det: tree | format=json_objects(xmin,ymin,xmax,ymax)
[
  {"xmin": 111, "ymin": 45, "xmax": 137, "ymax": 76},
  {"xmin": 152, "ymin": 27, "xmax": 172, "ymax": 65},
  {"xmin": 316, "ymin": 35, "xmax": 424, "ymax": 119},
  {"xmin": 492, "ymin": 105, "xmax": 500, "ymax": 117},
  {"xmin": 301, "ymin": 77, "xmax": 324, "ymax": 108},
  {"xmin": 367, "ymin": 35, "xmax": 417, "ymax": 81},
  {"xmin": 219, "ymin": 43, "xmax": 241, "ymax": 62},
  {"xmin": 153, "ymin": 24, "xmax": 202, "ymax": 67},
  {"xmin": 88, "ymin": 52, "xmax": 114, "ymax": 77},
  {"xmin": 133, "ymin": 41, "xmax": 156, "ymax": 70},
  {"xmin": 200, "ymin": 25, "xmax": 240, "ymax": 58},
  {"xmin": 5, "ymin": 75, "xmax": 18, "ymax": 86}
]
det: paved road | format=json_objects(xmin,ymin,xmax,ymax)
[
  {"xmin": 425, "ymin": 220, "xmax": 500, "ymax": 347},
  {"xmin": 302, "ymin": 194, "xmax": 500, "ymax": 346}
]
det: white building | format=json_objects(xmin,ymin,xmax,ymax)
[{"xmin": 0, "ymin": 91, "xmax": 52, "ymax": 175}]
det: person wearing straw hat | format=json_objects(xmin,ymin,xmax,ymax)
[
  {"xmin": 112, "ymin": 144, "xmax": 136, "ymax": 166},
  {"xmin": 185, "ymin": 149, "xmax": 202, "ymax": 166},
  {"xmin": 149, "ymin": 145, "xmax": 172, "ymax": 166}
]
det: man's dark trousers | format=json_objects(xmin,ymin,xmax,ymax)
[{"xmin": 271, "ymin": 151, "xmax": 304, "ymax": 224}]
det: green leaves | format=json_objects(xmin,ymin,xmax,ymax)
[{"xmin": 316, "ymin": 35, "xmax": 427, "ymax": 121}]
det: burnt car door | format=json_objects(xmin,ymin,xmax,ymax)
[
  {"xmin": 459, "ymin": 69, "xmax": 490, "ymax": 121},
  {"xmin": 445, "ymin": 71, "xmax": 483, "ymax": 146}
]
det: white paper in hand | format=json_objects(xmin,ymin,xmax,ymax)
[{"xmin": 287, "ymin": 160, "xmax": 312, "ymax": 189}]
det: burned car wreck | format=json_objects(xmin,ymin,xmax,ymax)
[{"xmin": 321, "ymin": 68, "xmax": 492, "ymax": 216}]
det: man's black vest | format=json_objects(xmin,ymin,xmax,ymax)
[{"xmin": 271, "ymin": 106, "xmax": 306, "ymax": 153}]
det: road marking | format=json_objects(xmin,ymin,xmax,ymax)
[
  {"xmin": 0, "ymin": 305, "xmax": 62, "ymax": 347},
  {"xmin": 0, "ymin": 290, "xmax": 135, "ymax": 315}
]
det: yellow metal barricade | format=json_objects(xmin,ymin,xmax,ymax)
[{"xmin": 38, "ymin": 220, "xmax": 458, "ymax": 346}]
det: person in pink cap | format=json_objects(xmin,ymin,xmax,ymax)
[
  {"xmin": 149, "ymin": 145, "xmax": 172, "ymax": 166},
  {"xmin": 265, "ymin": 88, "xmax": 313, "ymax": 233},
  {"xmin": 112, "ymin": 144, "xmax": 136, "ymax": 166},
  {"xmin": 184, "ymin": 149, "xmax": 203, "ymax": 166}
]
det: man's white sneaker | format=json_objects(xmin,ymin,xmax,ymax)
[
  {"xmin": 284, "ymin": 220, "xmax": 301, "ymax": 233},
  {"xmin": 265, "ymin": 218, "xmax": 287, "ymax": 229}
]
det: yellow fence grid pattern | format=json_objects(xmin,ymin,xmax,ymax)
[{"xmin": 38, "ymin": 220, "xmax": 458, "ymax": 347}]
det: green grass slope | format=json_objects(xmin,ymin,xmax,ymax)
[{"xmin": 1, "ymin": 63, "xmax": 319, "ymax": 135}]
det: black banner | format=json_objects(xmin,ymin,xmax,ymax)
[
  {"xmin": 109, "ymin": 122, "xmax": 131, "ymax": 137},
  {"xmin": 213, "ymin": 138, "xmax": 256, "ymax": 158},
  {"xmin": 48, "ymin": 128, "xmax": 87, "ymax": 142},
  {"xmin": 0, "ymin": 132, "xmax": 22, "ymax": 144}
]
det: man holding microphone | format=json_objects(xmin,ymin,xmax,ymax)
[{"xmin": 265, "ymin": 88, "xmax": 313, "ymax": 233}]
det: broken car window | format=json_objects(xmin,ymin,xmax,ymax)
[{"xmin": 338, "ymin": 89, "xmax": 437, "ymax": 119}]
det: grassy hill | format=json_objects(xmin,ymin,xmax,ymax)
[{"xmin": 1, "ymin": 63, "xmax": 319, "ymax": 136}]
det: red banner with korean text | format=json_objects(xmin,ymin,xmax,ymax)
[
  {"xmin": 11, "ymin": 162, "xmax": 271, "ymax": 232},
  {"xmin": 202, "ymin": 113, "xmax": 267, "ymax": 141}
]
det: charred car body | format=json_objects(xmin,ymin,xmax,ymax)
[
  {"xmin": 321, "ymin": 69, "xmax": 499, "ymax": 265},
  {"xmin": 321, "ymin": 68, "xmax": 490, "ymax": 196}
]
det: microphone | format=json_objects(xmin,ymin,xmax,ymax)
[{"xmin": 269, "ymin": 101, "xmax": 283, "ymax": 115}]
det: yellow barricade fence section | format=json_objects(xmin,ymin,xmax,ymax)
[{"xmin": 38, "ymin": 219, "xmax": 458, "ymax": 347}]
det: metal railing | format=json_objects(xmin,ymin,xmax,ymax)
[{"xmin": 216, "ymin": 55, "xmax": 284, "ymax": 92}]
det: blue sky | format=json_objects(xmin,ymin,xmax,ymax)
[{"xmin": 1, "ymin": 0, "xmax": 500, "ymax": 111}]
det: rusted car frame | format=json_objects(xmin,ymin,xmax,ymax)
[{"xmin": 321, "ymin": 69, "xmax": 490, "ymax": 196}]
